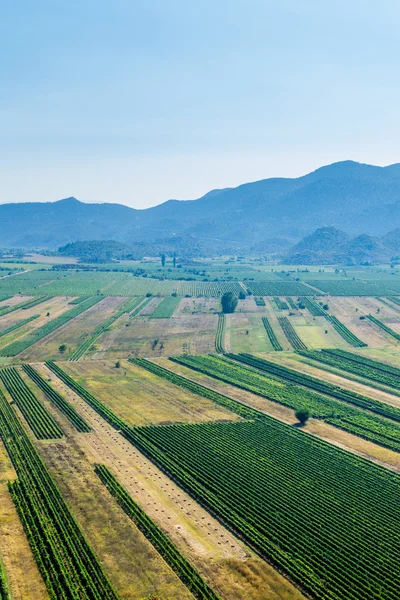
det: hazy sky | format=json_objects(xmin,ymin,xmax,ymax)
[{"xmin": 1, "ymin": 1, "xmax": 400, "ymax": 208}]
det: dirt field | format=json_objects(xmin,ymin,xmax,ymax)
[{"xmin": 96, "ymin": 314, "xmax": 218, "ymax": 359}]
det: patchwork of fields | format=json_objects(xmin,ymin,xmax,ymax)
[{"xmin": 1, "ymin": 261, "xmax": 400, "ymax": 600}]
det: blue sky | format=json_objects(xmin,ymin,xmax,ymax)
[{"xmin": 1, "ymin": 1, "xmax": 400, "ymax": 207}]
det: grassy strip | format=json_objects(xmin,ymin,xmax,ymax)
[
  {"xmin": 0, "ymin": 367, "xmax": 63, "ymax": 439},
  {"xmin": 22, "ymin": 364, "xmax": 91, "ymax": 432},
  {"xmin": 130, "ymin": 358, "xmax": 263, "ymax": 420},
  {"xmin": 229, "ymin": 353, "xmax": 400, "ymax": 422},
  {"xmin": 215, "ymin": 314, "xmax": 226, "ymax": 353},
  {"xmin": 69, "ymin": 296, "xmax": 144, "ymax": 361},
  {"xmin": 0, "ymin": 315, "xmax": 39, "ymax": 338},
  {"xmin": 261, "ymin": 317, "xmax": 282, "ymax": 351},
  {"xmin": 149, "ymin": 296, "xmax": 180, "ymax": 318},
  {"xmin": 95, "ymin": 464, "xmax": 221, "ymax": 600},
  {"xmin": 278, "ymin": 317, "xmax": 307, "ymax": 350},
  {"xmin": 367, "ymin": 314, "xmax": 400, "ymax": 341},
  {"xmin": 46, "ymin": 361, "xmax": 126, "ymax": 429},
  {"xmin": 0, "ymin": 390, "xmax": 120, "ymax": 600},
  {"xmin": 0, "ymin": 296, "xmax": 103, "ymax": 357}
]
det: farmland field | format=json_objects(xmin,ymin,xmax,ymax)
[{"xmin": 1, "ymin": 261, "xmax": 400, "ymax": 599}]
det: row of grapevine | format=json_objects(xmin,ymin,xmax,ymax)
[
  {"xmin": 301, "ymin": 297, "xmax": 325, "ymax": 316},
  {"xmin": 0, "ymin": 295, "xmax": 52, "ymax": 318},
  {"xmin": 125, "ymin": 419, "xmax": 400, "ymax": 600},
  {"xmin": 129, "ymin": 295, "xmax": 152, "ymax": 318},
  {"xmin": 130, "ymin": 358, "xmax": 264, "ymax": 420},
  {"xmin": 215, "ymin": 313, "xmax": 226, "ymax": 353},
  {"xmin": 69, "ymin": 296, "xmax": 144, "ymax": 361},
  {"xmin": 0, "ymin": 295, "xmax": 104, "ymax": 357},
  {"xmin": 0, "ymin": 561, "xmax": 9, "ymax": 600},
  {"xmin": 246, "ymin": 281, "xmax": 316, "ymax": 296},
  {"xmin": 0, "ymin": 390, "xmax": 120, "ymax": 600},
  {"xmin": 278, "ymin": 317, "xmax": 308, "ymax": 350},
  {"xmin": 68, "ymin": 295, "xmax": 91, "ymax": 304},
  {"xmin": 285, "ymin": 297, "xmax": 298, "ymax": 310},
  {"xmin": 0, "ymin": 367, "xmax": 63, "ymax": 439},
  {"xmin": 148, "ymin": 295, "xmax": 181, "ymax": 318},
  {"xmin": 300, "ymin": 349, "xmax": 400, "ymax": 391},
  {"xmin": 325, "ymin": 314, "xmax": 367, "ymax": 347},
  {"xmin": 22, "ymin": 364, "xmax": 91, "ymax": 432},
  {"xmin": 378, "ymin": 297, "xmax": 400, "ymax": 312},
  {"xmin": 170, "ymin": 355, "xmax": 400, "ymax": 452},
  {"xmin": 95, "ymin": 464, "xmax": 220, "ymax": 600},
  {"xmin": 0, "ymin": 315, "xmax": 39, "ymax": 338},
  {"xmin": 366, "ymin": 314, "xmax": 400, "ymax": 341},
  {"xmin": 388, "ymin": 296, "xmax": 400, "ymax": 306},
  {"xmin": 261, "ymin": 317, "xmax": 282, "ymax": 351},
  {"xmin": 254, "ymin": 296, "xmax": 266, "ymax": 306},
  {"xmin": 229, "ymin": 353, "xmax": 400, "ymax": 422},
  {"xmin": 46, "ymin": 361, "xmax": 126, "ymax": 429},
  {"xmin": 273, "ymin": 297, "xmax": 289, "ymax": 310},
  {"xmin": 298, "ymin": 297, "xmax": 367, "ymax": 347}
]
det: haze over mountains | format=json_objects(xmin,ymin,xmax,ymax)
[{"xmin": 3, "ymin": 160, "xmax": 400, "ymax": 258}]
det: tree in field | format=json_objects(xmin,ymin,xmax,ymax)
[
  {"xmin": 172, "ymin": 253, "xmax": 176, "ymax": 268},
  {"xmin": 238, "ymin": 291, "xmax": 246, "ymax": 300},
  {"xmin": 295, "ymin": 408, "xmax": 309, "ymax": 426},
  {"xmin": 59, "ymin": 344, "xmax": 67, "ymax": 353},
  {"xmin": 221, "ymin": 292, "xmax": 238, "ymax": 314},
  {"xmin": 161, "ymin": 254, "xmax": 166, "ymax": 267},
  {"xmin": 115, "ymin": 360, "xmax": 121, "ymax": 368}
]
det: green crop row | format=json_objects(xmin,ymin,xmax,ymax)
[
  {"xmin": 215, "ymin": 313, "xmax": 226, "ymax": 353},
  {"xmin": 367, "ymin": 314, "xmax": 400, "ymax": 341},
  {"xmin": 0, "ymin": 315, "xmax": 39, "ymax": 339},
  {"xmin": 261, "ymin": 317, "xmax": 282, "ymax": 351},
  {"xmin": 0, "ymin": 561, "xmax": 10, "ymax": 600},
  {"xmin": 0, "ymin": 295, "xmax": 52, "ymax": 318},
  {"xmin": 0, "ymin": 389, "xmax": 120, "ymax": 600},
  {"xmin": 299, "ymin": 349, "xmax": 400, "ymax": 391},
  {"xmin": 125, "ymin": 419, "xmax": 400, "ymax": 600},
  {"xmin": 229, "ymin": 353, "xmax": 400, "ymax": 422},
  {"xmin": 95, "ymin": 464, "xmax": 220, "ymax": 600},
  {"xmin": 22, "ymin": 364, "xmax": 91, "ymax": 432},
  {"xmin": 170, "ymin": 354, "xmax": 400, "ymax": 452},
  {"xmin": 254, "ymin": 296, "xmax": 266, "ymax": 306},
  {"xmin": 0, "ymin": 367, "xmax": 63, "ymax": 439},
  {"xmin": 278, "ymin": 317, "xmax": 308, "ymax": 350},
  {"xmin": 0, "ymin": 296, "xmax": 104, "ymax": 357},
  {"xmin": 285, "ymin": 297, "xmax": 298, "ymax": 309},
  {"xmin": 273, "ymin": 297, "xmax": 289, "ymax": 310}
]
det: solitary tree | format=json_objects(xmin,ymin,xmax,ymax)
[
  {"xmin": 59, "ymin": 344, "xmax": 67, "ymax": 353},
  {"xmin": 161, "ymin": 254, "xmax": 166, "ymax": 267},
  {"xmin": 295, "ymin": 408, "xmax": 309, "ymax": 426},
  {"xmin": 221, "ymin": 292, "xmax": 238, "ymax": 314},
  {"xmin": 172, "ymin": 253, "xmax": 176, "ymax": 268},
  {"xmin": 115, "ymin": 360, "xmax": 121, "ymax": 368},
  {"xmin": 238, "ymin": 291, "xmax": 246, "ymax": 300}
]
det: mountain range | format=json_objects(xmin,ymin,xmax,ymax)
[{"xmin": 3, "ymin": 160, "xmax": 400, "ymax": 255}]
